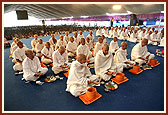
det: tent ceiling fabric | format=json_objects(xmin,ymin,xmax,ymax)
[{"xmin": 4, "ymin": 4, "xmax": 164, "ymax": 19}]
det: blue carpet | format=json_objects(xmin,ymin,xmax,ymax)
[{"xmin": 4, "ymin": 30, "xmax": 164, "ymax": 111}]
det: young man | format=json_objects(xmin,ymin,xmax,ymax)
[
  {"xmin": 22, "ymin": 49, "xmax": 48, "ymax": 81},
  {"xmin": 86, "ymin": 31, "xmax": 95, "ymax": 43},
  {"xmin": 66, "ymin": 54, "xmax": 100, "ymax": 97},
  {"xmin": 95, "ymin": 44, "xmax": 123, "ymax": 81},
  {"xmin": 13, "ymin": 41, "xmax": 27, "ymax": 71},
  {"xmin": 114, "ymin": 42, "xmax": 135, "ymax": 68},
  {"xmin": 49, "ymin": 34, "xmax": 57, "ymax": 50},
  {"xmin": 41, "ymin": 42, "xmax": 54, "ymax": 64},
  {"xmin": 96, "ymin": 27, "xmax": 102, "ymax": 36},
  {"xmin": 109, "ymin": 37, "xmax": 119, "ymax": 54},
  {"xmin": 94, "ymin": 37, "xmax": 103, "ymax": 56},
  {"xmin": 120, "ymin": 28, "xmax": 129, "ymax": 40},
  {"xmin": 73, "ymin": 32, "xmax": 80, "ymax": 46},
  {"xmin": 77, "ymin": 31, "xmax": 84, "ymax": 41},
  {"xmin": 131, "ymin": 38, "xmax": 155, "ymax": 66},
  {"xmin": 64, "ymin": 32, "xmax": 70, "ymax": 44},
  {"xmin": 66, "ymin": 37, "xmax": 77, "ymax": 57},
  {"xmin": 129, "ymin": 30, "xmax": 139, "ymax": 43},
  {"xmin": 55, "ymin": 35, "xmax": 67, "ymax": 50},
  {"xmin": 35, "ymin": 39, "xmax": 45, "ymax": 57},
  {"xmin": 85, "ymin": 37, "xmax": 93, "ymax": 51},
  {"xmin": 52, "ymin": 46, "xmax": 69, "ymax": 74},
  {"xmin": 31, "ymin": 34, "xmax": 38, "ymax": 52}
]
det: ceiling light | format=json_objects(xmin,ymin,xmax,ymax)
[
  {"xmin": 62, "ymin": 16, "xmax": 73, "ymax": 19},
  {"xmin": 113, "ymin": 5, "xmax": 121, "ymax": 10},
  {"xmin": 80, "ymin": 16, "xmax": 89, "ymax": 18},
  {"xmin": 106, "ymin": 13, "xmax": 127, "ymax": 16},
  {"xmin": 127, "ymin": 10, "xmax": 132, "ymax": 14},
  {"xmin": 161, "ymin": 11, "xmax": 164, "ymax": 13}
]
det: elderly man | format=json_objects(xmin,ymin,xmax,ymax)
[
  {"xmin": 41, "ymin": 42, "xmax": 54, "ymax": 64},
  {"xmin": 64, "ymin": 32, "xmax": 70, "ymax": 44},
  {"xmin": 109, "ymin": 37, "xmax": 119, "ymax": 54},
  {"xmin": 94, "ymin": 37, "xmax": 103, "ymax": 56},
  {"xmin": 77, "ymin": 38, "xmax": 94, "ymax": 63},
  {"xmin": 22, "ymin": 49, "xmax": 48, "ymax": 81},
  {"xmin": 114, "ymin": 42, "xmax": 135, "ymax": 68},
  {"xmin": 101, "ymin": 35, "xmax": 107, "ymax": 44},
  {"xmin": 13, "ymin": 41, "xmax": 27, "ymax": 71},
  {"xmin": 55, "ymin": 35, "xmax": 67, "ymax": 50},
  {"xmin": 35, "ymin": 39, "xmax": 45, "ymax": 57},
  {"xmin": 52, "ymin": 46, "xmax": 69, "ymax": 74},
  {"xmin": 66, "ymin": 37, "xmax": 77, "ymax": 57},
  {"xmin": 31, "ymin": 34, "xmax": 38, "ymax": 52},
  {"xmin": 66, "ymin": 54, "xmax": 100, "ymax": 97},
  {"xmin": 144, "ymin": 31, "xmax": 152, "ymax": 44},
  {"xmin": 49, "ymin": 34, "xmax": 57, "ymax": 50},
  {"xmin": 131, "ymin": 38, "xmax": 155, "ymax": 66},
  {"xmin": 96, "ymin": 27, "xmax": 102, "ymax": 36},
  {"xmin": 95, "ymin": 44, "xmax": 123, "ymax": 81},
  {"xmin": 102, "ymin": 27, "xmax": 109, "ymax": 38},
  {"xmin": 113, "ymin": 28, "xmax": 119, "ymax": 38}
]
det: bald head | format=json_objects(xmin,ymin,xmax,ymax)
[
  {"xmin": 121, "ymin": 42, "xmax": 128, "ymax": 50},
  {"xmin": 141, "ymin": 38, "xmax": 148, "ymax": 47},
  {"xmin": 58, "ymin": 46, "xmax": 66, "ymax": 54},
  {"xmin": 98, "ymin": 37, "xmax": 103, "ymax": 43},
  {"xmin": 80, "ymin": 38, "xmax": 85, "ymax": 45},
  {"xmin": 25, "ymin": 49, "xmax": 34, "ymax": 60},
  {"xmin": 77, "ymin": 54, "xmax": 86, "ymax": 64},
  {"xmin": 102, "ymin": 43, "xmax": 109, "ymax": 55}
]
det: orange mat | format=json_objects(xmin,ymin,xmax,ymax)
[
  {"xmin": 64, "ymin": 69, "xmax": 70, "ymax": 78},
  {"xmin": 9, "ymin": 54, "xmax": 13, "ymax": 58},
  {"xmin": 112, "ymin": 76, "xmax": 129, "ymax": 85},
  {"xmin": 50, "ymin": 63, "xmax": 53, "ymax": 67},
  {"xmin": 129, "ymin": 69, "xmax": 143, "ymax": 75},
  {"xmin": 79, "ymin": 92, "xmax": 102, "ymax": 105},
  {"xmin": 40, "ymin": 62, "xmax": 47, "ymax": 68},
  {"xmin": 147, "ymin": 61, "xmax": 160, "ymax": 67},
  {"xmin": 91, "ymin": 50, "xmax": 94, "ymax": 56}
]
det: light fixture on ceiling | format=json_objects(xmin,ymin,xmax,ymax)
[
  {"xmin": 127, "ymin": 10, "xmax": 132, "ymax": 14},
  {"xmin": 161, "ymin": 11, "xmax": 164, "ymax": 13},
  {"xmin": 113, "ymin": 5, "xmax": 121, "ymax": 10},
  {"xmin": 80, "ymin": 16, "xmax": 89, "ymax": 18},
  {"xmin": 106, "ymin": 13, "xmax": 127, "ymax": 16},
  {"xmin": 62, "ymin": 16, "xmax": 73, "ymax": 19}
]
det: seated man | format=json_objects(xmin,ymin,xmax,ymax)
[
  {"xmin": 13, "ymin": 41, "xmax": 27, "ymax": 71},
  {"xmin": 41, "ymin": 42, "xmax": 54, "ymax": 64},
  {"xmin": 55, "ymin": 35, "xmax": 67, "ymax": 50},
  {"xmin": 49, "ymin": 34, "xmax": 57, "ymax": 50},
  {"xmin": 138, "ymin": 29, "xmax": 146, "ymax": 41},
  {"xmin": 23, "ymin": 49, "xmax": 48, "ymax": 81},
  {"xmin": 66, "ymin": 54, "xmax": 100, "ymax": 97},
  {"xmin": 120, "ymin": 28, "xmax": 129, "ymax": 40},
  {"xmin": 109, "ymin": 37, "xmax": 119, "ymax": 54},
  {"xmin": 108, "ymin": 27, "xmax": 114, "ymax": 38},
  {"xmin": 77, "ymin": 38, "xmax": 94, "ymax": 63},
  {"xmin": 131, "ymin": 38, "xmax": 155, "ymax": 66},
  {"xmin": 94, "ymin": 37, "xmax": 103, "ymax": 56},
  {"xmin": 64, "ymin": 32, "xmax": 70, "ymax": 44},
  {"xmin": 101, "ymin": 35, "xmax": 107, "ymax": 44},
  {"xmin": 95, "ymin": 44, "xmax": 123, "ymax": 81},
  {"xmin": 73, "ymin": 32, "xmax": 80, "ymax": 46},
  {"xmin": 52, "ymin": 46, "xmax": 69, "ymax": 74},
  {"xmin": 77, "ymin": 31, "xmax": 84, "ymax": 41},
  {"xmin": 35, "ymin": 39, "xmax": 45, "ymax": 58},
  {"xmin": 102, "ymin": 27, "xmax": 109, "ymax": 38},
  {"xmin": 96, "ymin": 27, "xmax": 102, "ymax": 36},
  {"xmin": 113, "ymin": 28, "xmax": 119, "ymax": 38},
  {"xmin": 114, "ymin": 42, "xmax": 135, "ymax": 68},
  {"xmin": 10, "ymin": 38, "xmax": 20, "ymax": 56},
  {"xmin": 150, "ymin": 30, "xmax": 160, "ymax": 45},
  {"xmin": 85, "ymin": 37, "xmax": 93, "ymax": 51},
  {"xmin": 66, "ymin": 37, "xmax": 77, "ymax": 57},
  {"xmin": 31, "ymin": 34, "xmax": 38, "ymax": 52},
  {"xmin": 86, "ymin": 31, "xmax": 95, "ymax": 42},
  {"xmin": 129, "ymin": 30, "xmax": 139, "ymax": 43}
]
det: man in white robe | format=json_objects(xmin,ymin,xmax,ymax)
[
  {"xmin": 73, "ymin": 32, "xmax": 80, "ymax": 46},
  {"xmin": 49, "ymin": 34, "xmax": 57, "ymax": 50},
  {"xmin": 129, "ymin": 30, "xmax": 139, "ymax": 43},
  {"xmin": 41, "ymin": 42, "xmax": 54, "ymax": 64},
  {"xmin": 120, "ymin": 28, "xmax": 129, "ymax": 40},
  {"xmin": 64, "ymin": 32, "xmax": 70, "ymax": 44},
  {"xmin": 150, "ymin": 30, "xmax": 160, "ymax": 45},
  {"xmin": 109, "ymin": 37, "xmax": 119, "ymax": 54},
  {"xmin": 96, "ymin": 27, "xmax": 102, "ymax": 36},
  {"xmin": 102, "ymin": 27, "xmax": 109, "ymax": 37},
  {"xmin": 145, "ymin": 27, "xmax": 151, "ymax": 35},
  {"xmin": 95, "ymin": 44, "xmax": 123, "ymax": 81},
  {"xmin": 94, "ymin": 37, "xmax": 103, "ymax": 56},
  {"xmin": 55, "ymin": 35, "xmax": 67, "ymax": 50},
  {"xmin": 157, "ymin": 28, "xmax": 164, "ymax": 40},
  {"xmin": 86, "ymin": 31, "xmax": 95, "ymax": 42},
  {"xmin": 114, "ymin": 42, "xmax": 135, "ymax": 68},
  {"xmin": 77, "ymin": 31, "xmax": 84, "ymax": 41},
  {"xmin": 101, "ymin": 35, "xmax": 107, "ymax": 44},
  {"xmin": 144, "ymin": 31, "xmax": 152, "ymax": 44},
  {"xmin": 108, "ymin": 27, "xmax": 114, "ymax": 38},
  {"xmin": 10, "ymin": 38, "xmax": 20, "ymax": 55},
  {"xmin": 138, "ymin": 29, "xmax": 146, "ymax": 41},
  {"xmin": 31, "ymin": 34, "xmax": 38, "ymax": 52},
  {"xmin": 35, "ymin": 39, "xmax": 45, "ymax": 57},
  {"xmin": 131, "ymin": 38, "xmax": 155, "ymax": 66},
  {"xmin": 52, "ymin": 46, "xmax": 69, "ymax": 74},
  {"xmin": 66, "ymin": 37, "xmax": 77, "ymax": 57},
  {"xmin": 85, "ymin": 37, "xmax": 93, "ymax": 50},
  {"xmin": 66, "ymin": 54, "xmax": 100, "ymax": 97},
  {"xmin": 13, "ymin": 41, "xmax": 27, "ymax": 71},
  {"xmin": 113, "ymin": 28, "xmax": 119, "ymax": 38},
  {"xmin": 23, "ymin": 49, "xmax": 48, "ymax": 81},
  {"xmin": 77, "ymin": 38, "xmax": 94, "ymax": 63}
]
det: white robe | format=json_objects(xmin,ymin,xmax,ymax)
[
  {"xmin": 23, "ymin": 56, "xmax": 48, "ymax": 81},
  {"xmin": 31, "ymin": 39, "xmax": 38, "ymax": 51},
  {"xmin": 13, "ymin": 47, "xmax": 27, "ymax": 71},
  {"xmin": 138, "ymin": 32, "xmax": 145, "ymax": 41},
  {"xmin": 95, "ymin": 50, "xmax": 123, "ymax": 81},
  {"xmin": 108, "ymin": 30, "xmax": 113, "ymax": 38},
  {"xmin": 66, "ymin": 61, "xmax": 91, "ymax": 97},
  {"xmin": 87, "ymin": 34, "xmax": 95, "ymax": 42},
  {"xmin": 77, "ymin": 44, "xmax": 92, "ymax": 61},
  {"xmin": 102, "ymin": 29, "xmax": 109, "ymax": 37},
  {"xmin": 94, "ymin": 42, "xmax": 103, "ymax": 56},
  {"xmin": 64, "ymin": 35, "xmax": 70, "ymax": 44},
  {"xmin": 56, "ymin": 39, "xmax": 67, "ymax": 49},
  {"xmin": 109, "ymin": 41, "xmax": 119, "ymax": 53},
  {"xmin": 41, "ymin": 46, "xmax": 54, "ymax": 64},
  {"xmin": 131, "ymin": 42, "xmax": 155, "ymax": 65},
  {"xmin": 52, "ymin": 50, "xmax": 68, "ymax": 74},
  {"xmin": 66, "ymin": 41, "xmax": 77, "ymax": 57},
  {"xmin": 129, "ymin": 32, "xmax": 139, "ymax": 43},
  {"xmin": 85, "ymin": 40, "xmax": 93, "ymax": 50},
  {"xmin": 49, "ymin": 38, "xmax": 57, "ymax": 50},
  {"xmin": 35, "ymin": 43, "xmax": 44, "ymax": 57},
  {"xmin": 159, "ymin": 37, "xmax": 164, "ymax": 47},
  {"xmin": 113, "ymin": 31, "xmax": 118, "ymax": 38},
  {"xmin": 120, "ymin": 31, "xmax": 129, "ymax": 40},
  {"xmin": 114, "ymin": 48, "xmax": 135, "ymax": 68},
  {"xmin": 77, "ymin": 34, "xmax": 84, "ymax": 41},
  {"xmin": 73, "ymin": 36, "xmax": 80, "ymax": 46},
  {"xmin": 150, "ymin": 33, "xmax": 160, "ymax": 45},
  {"xmin": 96, "ymin": 29, "xmax": 102, "ymax": 36}
]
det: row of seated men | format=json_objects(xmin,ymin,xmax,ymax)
[
  {"xmin": 96, "ymin": 26, "xmax": 164, "ymax": 46},
  {"xmin": 10, "ymin": 30, "xmax": 157, "ymax": 97}
]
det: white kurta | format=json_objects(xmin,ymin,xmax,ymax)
[
  {"xmin": 131, "ymin": 42, "xmax": 155, "ymax": 65},
  {"xmin": 95, "ymin": 50, "xmax": 123, "ymax": 81},
  {"xmin": 85, "ymin": 40, "xmax": 93, "ymax": 50},
  {"xmin": 77, "ymin": 44, "xmax": 92, "ymax": 60},
  {"xmin": 35, "ymin": 43, "xmax": 44, "ymax": 57},
  {"xmin": 56, "ymin": 39, "xmax": 67, "ymax": 49},
  {"xmin": 94, "ymin": 42, "xmax": 103, "ymax": 56},
  {"xmin": 109, "ymin": 41, "xmax": 119, "ymax": 53},
  {"xmin": 64, "ymin": 35, "xmax": 70, "ymax": 44},
  {"xmin": 13, "ymin": 47, "xmax": 27, "ymax": 71},
  {"xmin": 73, "ymin": 36, "xmax": 80, "ymax": 46},
  {"xmin": 113, "ymin": 31, "xmax": 118, "ymax": 38},
  {"xmin": 23, "ymin": 56, "xmax": 48, "ymax": 81},
  {"xmin": 41, "ymin": 46, "xmax": 54, "ymax": 64},
  {"xmin": 96, "ymin": 29, "xmax": 102, "ymax": 36},
  {"xmin": 138, "ymin": 32, "xmax": 145, "ymax": 40},
  {"xmin": 77, "ymin": 34, "xmax": 84, "ymax": 41},
  {"xmin": 49, "ymin": 38, "xmax": 57, "ymax": 50},
  {"xmin": 31, "ymin": 39, "xmax": 38, "ymax": 51},
  {"xmin": 87, "ymin": 34, "xmax": 95, "ymax": 42},
  {"xmin": 159, "ymin": 37, "xmax": 164, "ymax": 47},
  {"xmin": 150, "ymin": 33, "xmax": 160, "ymax": 45},
  {"xmin": 52, "ymin": 50, "xmax": 68, "ymax": 74},
  {"xmin": 102, "ymin": 29, "xmax": 109, "ymax": 37},
  {"xmin": 108, "ymin": 30, "xmax": 113, "ymax": 38},
  {"xmin": 66, "ymin": 61, "xmax": 92, "ymax": 97},
  {"xmin": 129, "ymin": 32, "xmax": 139, "ymax": 43},
  {"xmin": 66, "ymin": 41, "xmax": 77, "ymax": 57},
  {"xmin": 120, "ymin": 31, "xmax": 129, "ymax": 40}
]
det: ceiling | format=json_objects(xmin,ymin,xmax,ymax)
[{"xmin": 4, "ymin": 4, "xmax": 164, "ymax": 19}]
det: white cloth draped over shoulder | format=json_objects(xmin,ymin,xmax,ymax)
[
  {"xmin": 94, "ymin": 42, "xmax": 103, "ymax": 56},
  {"xmin": 66, "ymin": 41, "xmax": 77, "ymax": 56},
  {"xmin": 87, "ymin": 34, "xmax": 95, "ymax": 42},
  {"xmin": 35, "ymin": 43, "xmax": 44, "ymax": 57},
  {"xmin": 23, "ymin": 56, "xmax": 48, "ymax": 81},
  {"xmin": 85, "ymin": 40, "xmax": 93, "ymax": 50},
  {"xmin": 64, "ymin": 35, "xmax": 70, "ymax": 44},
  {"xmin": 31, "ymin": 39, "xmax": 38, "ymax": 51},
  {"xmin": 41, "ymin": 46, "xmax": 54, "ymax": 64},
  {"xmin": 96, "ymin": 29, "xmax": 102, "ymax": 36},
  {"xmin": 56, "ymin": 39, "xmax": 67, "ymax": 49},
  {"xmin": 109, "ymin": 41, "xmax": 119, "ymax": 53},
  {"xmin": 77, "ymin": 44, "xmax": 92, "ymax": 60}
]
